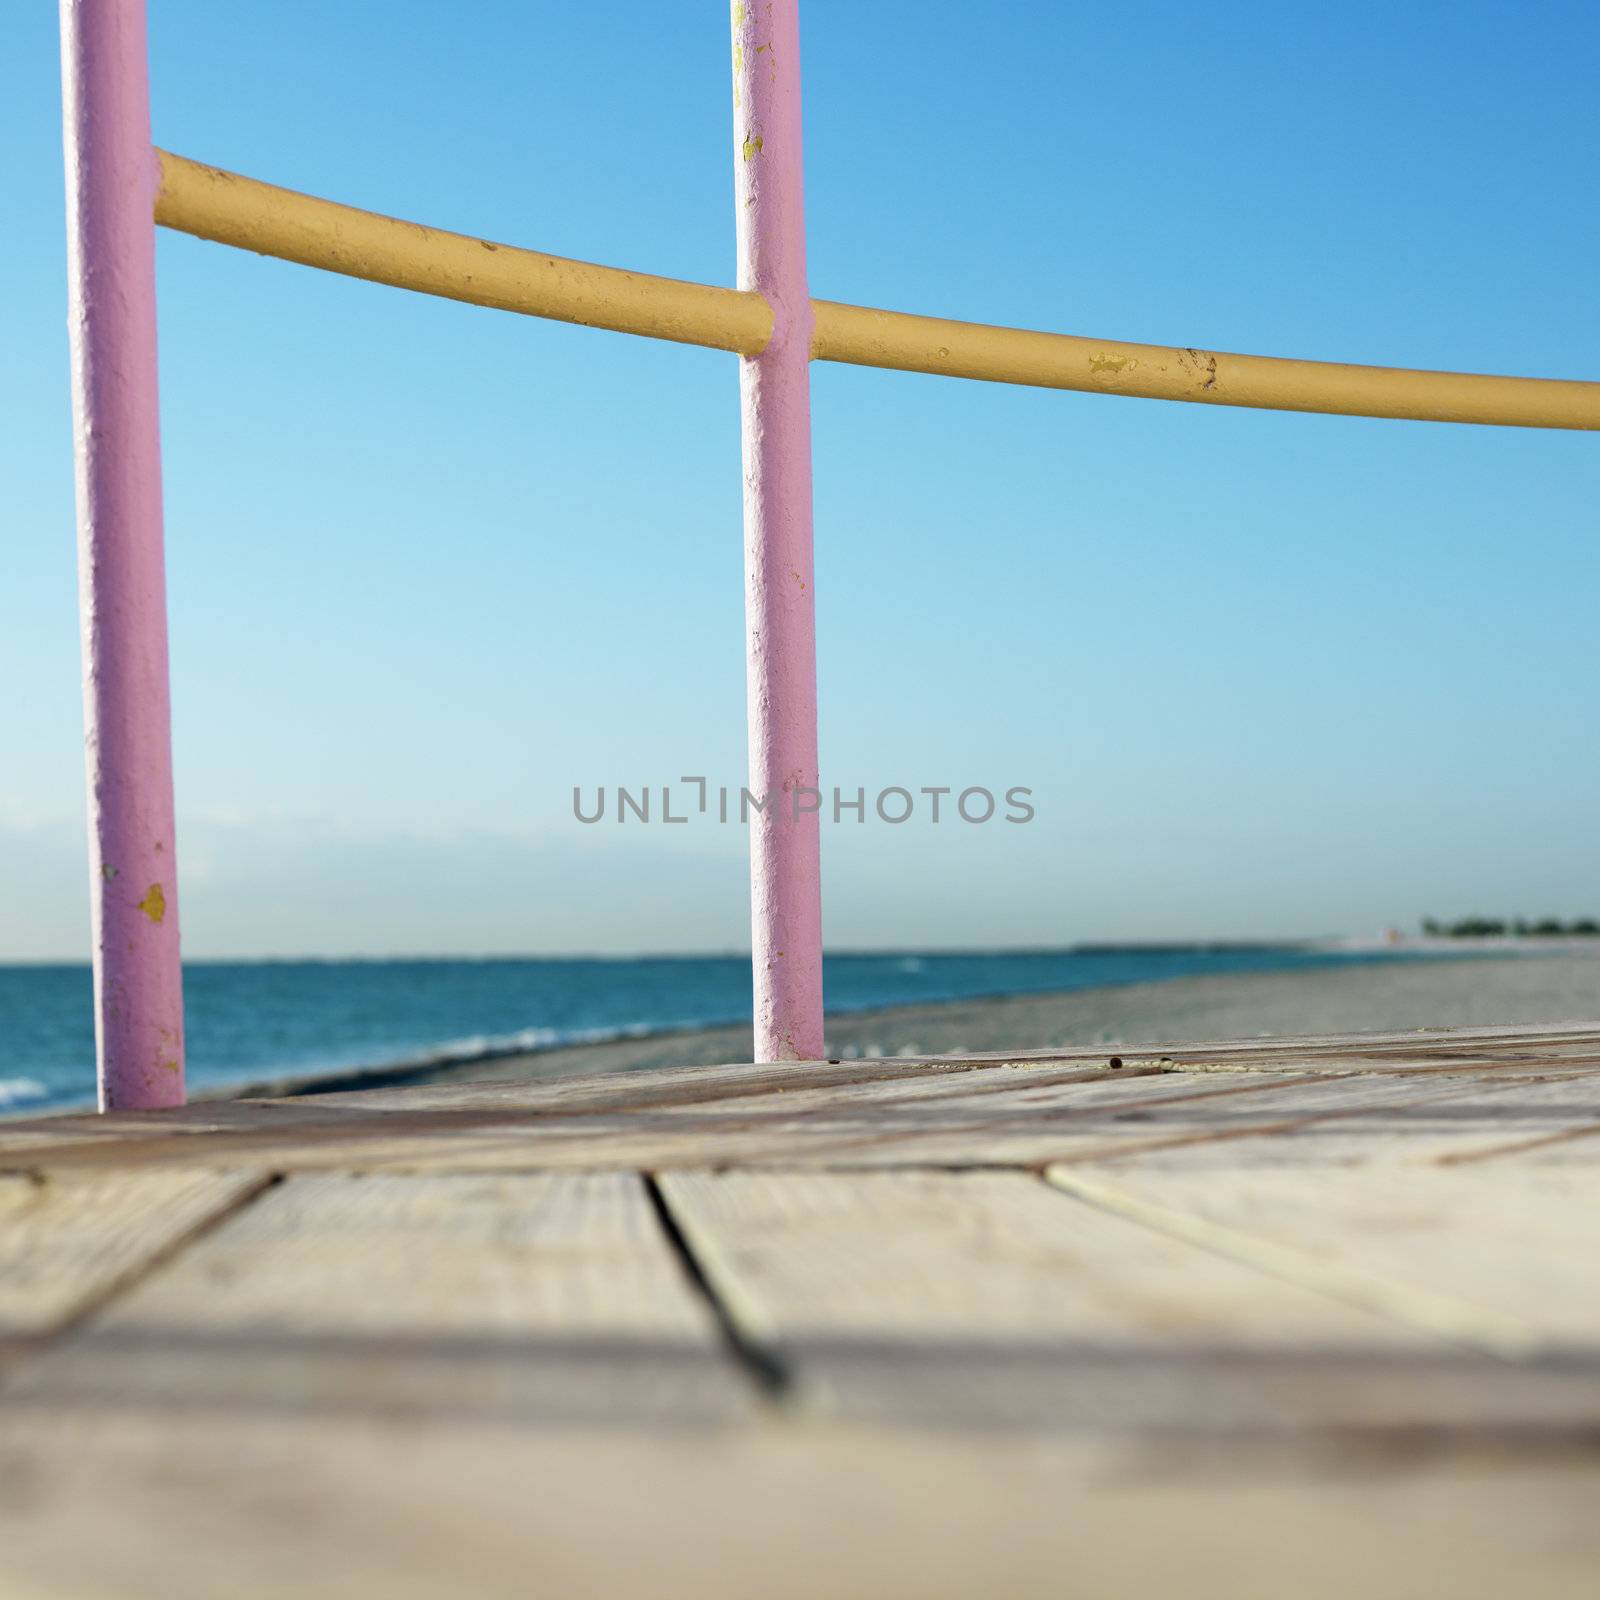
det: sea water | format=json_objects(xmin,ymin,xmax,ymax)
[{"xmin": 0, "ymin": 945, "xmax": 1428, "ymax": 1114}]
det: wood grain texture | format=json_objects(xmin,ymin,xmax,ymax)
[
  {"xmin": 0, "ymin": 1169, "xmax": 264, "ymax": 1349},
  {"xmin": 5, "ymin": 1421, "xmax": 1597, "ymax": 1600},
  {"xmin": 3, "ymin": 1024, "xmax": 1600, "ymax": 1598},
  {"xmin": 1046, "ymin": 1159, "xmax": 1600, "ymax": 1357},
  {"xmin": 6, "ymin": 1023, "xmax": 1598, "ymax": 1175},
  {"xmin": 1071, "ymin": 1073, "xmax": 1600, "ymax": 1170},
  {"xmin": 0, "ymin": 1172, "xmax": 753, "ymax": 1427},
  {"xmin": 11, "ymin": 1064, "xmax": 1585, "ymax": 1176},
  {"xmin": 658, "ymin": 1169, "xmax": 1599, "ymax": 1435}
]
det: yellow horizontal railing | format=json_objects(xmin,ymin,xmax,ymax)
[
  {"xmin": 809, "ymin": 303, "xmax": 1600, "ymax": 428},
  {"xmin": 155, "ymin": 151, "xmax": 1600, "ymax": 431},
  {"xmin": 154, "ymin": 152, "xmax": 773, "ymax": 354}
]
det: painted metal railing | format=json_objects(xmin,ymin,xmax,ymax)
[{"xmin": 59, "ymin": 0, "xmax": 1600, "ymax": 1109}]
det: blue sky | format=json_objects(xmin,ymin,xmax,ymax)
[{"xmin": 3, "ymin": 1, "xmax": 1596, "ymax": 959}]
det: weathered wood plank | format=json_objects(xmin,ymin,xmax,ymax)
[
  {"xmin": 0, "ymin": 1172, "xmax": 754, "ymax": 1427},
  {"xmin": 1434, "ymin": 1115, "xmax": 1600, "ymax": 1166},
  {"xmin": 0, "ymin": 1059, "xmax": 1140, "ymax": 1168},
  {"xmin": 1150, "ymin": 1021, "xmax": 1600, "ymax": 1061},
  {"xmin": 1070, "ymin": 1074, "xmax": 1600, "ymax": 1170},
  {"xmin": 1045, "ymin": 1159, "xmax": 1600, "ymax": 1357},
  {"xmin": 658, "ymin": 1169, "xmax": 1600, "ymax": 1434},
  {"xmin": 6, "ymin": 1022, "xmax": 1599, "ymax": 1174},
  {"xmin": 1, "ymin": 1023, "xmax": 1598, "ymax": 1598},
  {"xmin": 0, "ymin": 1169, "xmax": 266, "ymax": 1353},
  {"xmin": 8, "ymin": 1065, "xmax": 1567, "ymax": 1176},
  {"xmin": 641, "ymin": 1070, "xmax": 1576, "ymax": 1174},
  {"xmin": 4, "ymin": 1421, "xmax": 1597, "ymax": 1600}
]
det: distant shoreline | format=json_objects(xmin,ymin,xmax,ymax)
[
  {"xmin": 9, "ymin": 942, "xmax": 1596, "ymax": 1119},
  {"xmin": 233, "ymin": 946, "xmax": 1600, "ymax": 1104},
  {"xmin": 216, "ymin": 944, "xmax": 1497, "ymax": 1100},
  {"xmin": 1323, "ymin": 934, "xmax": 1600, "ymax": 956}
]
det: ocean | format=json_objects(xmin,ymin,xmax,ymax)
[{"xmin": 0, "ymin": 945, "xmax": 1423, "ymax": 1115}]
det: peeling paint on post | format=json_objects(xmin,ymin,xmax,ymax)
[
  {"xmin": 732, "ymin": 0, "xmax": 824, "ymax": 1062},
  {"xmin": 60, "ymin": 0, "xmax": 185, "ymax": 1109}
]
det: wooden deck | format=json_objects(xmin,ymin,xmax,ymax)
[{"xmin": 2, "ymin": 1022, "xmax": 1598, "ymax": 1598}]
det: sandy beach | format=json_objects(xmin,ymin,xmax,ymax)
[{"xmin": 258, "ymin": 949, "xmax": 1600, "ymax": 1098}]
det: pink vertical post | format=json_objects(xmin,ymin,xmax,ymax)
[
  {"xmin": 60, "ymin": 0, "xmax": 185, "ymax": 1109},
  {"xmin": 731, "ymin": 0, "xmax": 823, "ymax": 1061}
]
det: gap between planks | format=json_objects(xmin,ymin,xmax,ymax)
[
  {"xmin": 1043, "ymin": 1166, "xmax": 1552, "ymax": 1360},
  {"xmin": 651, "ymin": 1167, "xmax": 1600, "ymax": 1438},
  {"xmin": 0, "ymin": 1168, "xmax": 277, "ymax": 1369}
]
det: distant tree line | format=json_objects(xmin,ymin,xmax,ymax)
[{"xmin": 1422, "ymin": 916, "xmax": 1600, "ymax": 938}]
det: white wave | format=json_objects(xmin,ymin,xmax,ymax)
[
  {"xmin": 0, "ymin": 1078, "xmax": 48, "ymax": 1109},
  {"xmin": 326, "ymin": 1015, "xmax": 742, "ymax": 1080}
]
